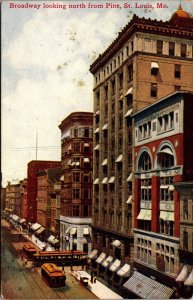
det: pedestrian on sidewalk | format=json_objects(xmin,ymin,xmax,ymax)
[
  {"xmin": 93, "ymin": 277, "xmax": 97, "ymax": 283},
  {"xmin": 90, "ymin": 271, "xmax": 94, "ymax": 284}
]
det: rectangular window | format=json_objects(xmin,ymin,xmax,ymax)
[
  {"xmin": 105, "ymin": 85, "xmax": 108, "ymax": 99},
  {"xmin": 111, "ymin": 79, "xmax": 115, "ymax": 95},
  {"xmin": 84, "ymin": 174, "xmax": 89, "ymax": 183},
  {"xmin": 152, "ymin": 122, "xmax": 156, "ymax": 132},
  {"xmin": 84, "ymin": 128, "xmax": 89, "ymax": 137},
  {"xmin": 169, "ymin": 42, "xmax": 175, "ymax": 56},
  {"xmin": 181, "ymin": 44, "xmax": 187, "ymax": 57},
  {"xmin": 175, "ymin": 65, "xmax": 181, "ymax": 78},
  {"xmin": 119, "ymin": 72, "xmax": 123, "ymax": 88},
  {"xmin": 72, "ymin": 205, "xmax": 80, "ymax": 217},
  {"xmin": 128, "ymin": 64, "xmax": 133, "ymax": 81},
  {"xmin": 96, "ymin": 91, "xmax": 100, "ymax": 106},
  {"xmin": 151, "ymin": 83, "xmax": 157, "ymax": 97},
  {"xmin": 73, "ymin": 188, "xmax": 80, "ymax": 199},
  {"xmin": 157, "ymin": 40, "xmax": 163, "ymax": 54},
  {"xmin": 84, "ymin": 189, "xmax": 89, "ymax": 199},
  {"xmin": 83, "ymin": 205, "xmax": 89, "ymax": 217},
  {"xmin": 74, "ymin": 142, "xmax": 80, "ymax": 152},
  {"xmin": 73, "ymin": 173, "xmax": 80, "ymax": 183},
  {"xmin": 141, "ymin": 179, "xmax": 152, "ymax": 201}
]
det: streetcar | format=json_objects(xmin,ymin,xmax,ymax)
[
  {"xmin": 33, "ymin": 250, "xmax": 87, "ymax": 266},
  {"xmin": 41, "ymin": 263, "xmax": 66, "ymax": 288},
  {"xmin": 23, "ymin": 244, "xmax": 37, "ymax": 257}
]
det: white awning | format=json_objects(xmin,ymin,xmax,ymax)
[
  {"xmin": 94, "ymin": 128, "xmax": 99, "ymax": 133},
  {"xmin": 125, "ymin": 109, "xmax": 133, "ymax": 118},
  {"xmin": 31, "ymin": 223, "xmax": 41, "ymax": 231},
  {"xmin": 94, "ymin": 144, "xmax": 99, "ymax": 150},
  {"xmin": 119, "ymin": 95, "xmax": 123, "ymax": 101},
  {"xmin": 116, "ymin": 155, "xmax": 123, "ymax": 163},
  {"xmin": 70, "ymin": 228, "xmax": 77, "ymax": 235},
  {"xmin": 96, "ymin": 252, "xmax": 106, "ymax": 264},
  {"xmin": 95, "ymin": 110, "xmax": 100, "ymax": 115},
  {"xmin": 83, "ymin": 228, "xmax": 90, "ymax": 235},
  {"xmin": 71, "ymin": 162, "xmax": 75, "ymax": 166},
  {"xmin": 68, "ymin": 159, "xmax": 72, "ymax": 166},
  {"xmin": 111, "ymin": 239, "xmax": 121, "ymax": 248},
  {"xmin": 94, "ymin": 178, "xmax": 99, "ymax": 185},
  {"xmin": 125, "ymin": 87, "xmax": 133, "ymax": 96},
  {"xmin": 102, "ymin": 123, "xmax": 108, "ymax": 130},
  {"xmin": 19, "ymin": 218, "xmax": 26, "ymax": 224},
  {"xmin": 127, "ymin": 173, "xmax": 133, "ymax": 182},
  {"xmin": 144, "ymin": 210, "xmax": 152, "ymax": 220},
  {"xmin": 102, "ymin": 159, "xmax": 108, "ymax": 166},
  {"xmin": 167, "ymin": 212, "xmax": 174, "ymax": 221},
  {"xmin": 60, "ymin": 175, "xmax": 64, "ymax": 181},
  {"xmin": 184, "ymin": 270, "xmax": 193, "ymax": 286},
  {"xmin": 160, "ymin": 185, "xmax": 169, "ymax": 189},
  {"xmin": 158, "ymin": 148, "xmax": 173, "ymax": 156},
  {"xmin": 65, "ymin": 227, "xmax": 71, "ymax": 234},
  {"xmin": 117, "ymin": 264, "xmax": 131, "ymax": 277},
  {"xmin": 137, "ymin": 209, "xmax": 147, "ymax": 220},
  {"xmin": 102, "ymin": 177, "xmax": 108, "ymax": 184},
  {"xmin": 35, "ymin": 226, "xmax": 45, "ymax": 235},
  {"xmin": 151, "ymin": 62, "xmax": 159, "ymax": 69},
  {"xmin": 88, "ymin": 249, "xmax": 98, "ymax": 259},
  {"xmin": 108, "ymin": 177, "xmax": 115, "ymax": 183},
  {"xmin": 169, "ymin": 185, "xmax": 175, "ymax": 191},
  {"xmin": 84, "ymin": 143, "xmax": 89, "ymax": 147},
  {"xmin": 124, "ymin": 271, "xmax": 174, "ymax": 299},
  {"xmin": 126, "ymin": 195, "xmax": 132, "ymax": 204},
  {"xmin": 176, "ymin": 265, "xmax": 188, "ymax": 282},
  {"xmin": 160, "ymin": 211, "xmax": 168, "ymax": 221},
  {"xmin": 109, "ymin": 259, "xmax": 121, "ymax": 272},
  {"xmin": 47, "ymin": 235, "xmax": 55, "ymax": 243},
  {"xmin": 102, "ymin": 256, "xmax": 113, "ymax": 268},
  {"xmin": 75, "ymin": 162, "xmax": 80, "ymax": 166},
  {"xmin": 84, "ymin": 158, "xmax": 90, "ymax": 163},
  {"xmin": 12, "ymin": 215, "xmax": 19, "ymax": 222}
]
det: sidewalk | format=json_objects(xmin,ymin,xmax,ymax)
[{"xmin": 70, "ymin": 270, "xmax": 123, "ymax": 299}]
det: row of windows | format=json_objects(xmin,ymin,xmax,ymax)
[
  {"xmin": 157, "ymin": 40, "xmax": 190, "ymax": 58},
  {"xmin": 61, "ymin": 127, "xmax": 92, "ymax": 141},
  {"xmin": 138, "ymin": 219, "xmax": 174, "ymax": 236}
]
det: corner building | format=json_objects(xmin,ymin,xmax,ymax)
[
  {"xmin": 59, "ymin": 112, "xmax": 93, "ymax": 253},
  {"xmin": 89, "ymin": 7, "xmax": 193, "ymax": 263}
]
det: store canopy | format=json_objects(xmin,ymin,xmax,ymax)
[
  {"xmin": 47, "ymin": 235, "xmax": 59, "ymax": 245},
  {"xmin": 126, "ymin": 195, "xmax": 132, "ymax": 204},
  {"xmin": 151, "ymin": 62, "xmax": 159, "ymax": 70},
  {"xmin": 19, "ymin": 218, "xmax": 26, "ymax": 224},
  {"xmin": 123, "ymin": 271, "xmax": 174, "ymax": 299},
  {"xmin": 184, "ymin": 270, "xmax": 193, "ymax": 286},
  {"xmin": 83, "ymin": 228, "xmax": 90, "ymax": 235},
  {"xmin": 35, "ymin": 226, "xmax": 45, "ymax": 236},
  {"xmin": 94, "ymin": 144, "xmax": 99, "ymax": 151},
  {"xmin": 31, "ymin": 223, "xmax": 41, "ymax": 231},
  {"xmin": 125, "ymin": 109, "xmax": 133, "ymax": 118},
  {"xmin": 70, "ymin": 228, "xmax": 77, "ymax": 235},
  {"xmin": 116, "ymin": 155, "xmax": 123, "ymax": 163},
  {"xmin": 94, "ymin": 128, "xmax": 99, "ymax": 133},
  {"xmin": 102, "ymin": 159, "xmax": 108, "ymax": 166},
  {"xmin": 96, "ymin": 252, "xmax": 106, "ymax": 264},
  {"xmin": 158, "ymin": 147, "xmax": 173, "ymax": 156},
  {"xmin": 12, "ymin": 215, "xmax": 19, "ymax": 222},
  {"xmin": 176, "ymin": 265, "xmax": 188, "ymax": 282},
  {"xmin": 137, "ymin": 209, "xmax": 147, "ymax": 220},
  {"xmin": 127, "ymin": 173, "xmax": 133, "ymax": 182},
  {"xmin": 108, "ymin": 176, "xmax": 115, "ymax": 184},
  {"xmin": 102, "ymin": 256, "xmax": 113, "ymax": 268},
  {"xmin": 160, "ymin": 211, "xmax": 174, "ymax": 221},
  {"xmin": 111, "ymin": 239, "xmax": 121, "ymax": 248},
  {"xmin": 125, "ymin": 87, "xmax": 133, "ymax": 96},
  {"xmin": 94, "ymin": 178, "xmax": 99, "ymax": 185},
  {"xmin": 117, "ymin": 264, "xmax": 131, "ymax": 277},
  {"xmin": 88, "ymin": 249, "xmax": 98, "ymax": 259},
  {"xmin": 102, "ymin": 123, "xmax": 108, "ymax": 130},
  {"xmin": 102, "ymin": 177, "xmax": 108, "ymax": 184},
  {"xmin": 109, "ymin": 259, "xmax": 121, "ymax": 272}
]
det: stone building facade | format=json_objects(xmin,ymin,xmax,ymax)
[
  {"xmin": 20, "ymin": 179, "xmax": 28, "ymax": 220},
  {"xmin": 5, "ymin": 183, "xmax": 21, "ymax": 215},
  {"xmin": 89, "ymin": 6, "xmax": 193, "ymax": 264},
  {"xmin": 132, "ymin": 91, "xmax": 193, "ymax": 290},
  {"xmin": 59, "ymin": 112, "xmax": 93, "ymax": 253}
]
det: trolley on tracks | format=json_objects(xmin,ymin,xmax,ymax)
[{"xmin": 41, "ymin": 263, "xmax": 66, "ymax": 288}]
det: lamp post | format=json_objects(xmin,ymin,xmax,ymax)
[{"xmin": 70, "ymin": 235, "xmax": 74, "ymax": 271}]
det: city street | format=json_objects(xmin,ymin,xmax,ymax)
[{"xmin": 1, "ymin": 219, "xmax": 98, "ymax": 299}]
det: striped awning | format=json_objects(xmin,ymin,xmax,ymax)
[
  {"xmin": 117, "ymin": 264, "xmax": 130, "ymax": 277},
  {"xmin": 109, "ymin": 259, "xmax": 121, "ymax": 272},
  {"xmin": 176, "ymin": 265, "xmax": 188, "ymax": 282},
  {"xmin": 102, "ymin": 256, "xmax": 113, "ymax": 268},
  {"xmin": 31, "ymin": 223, "xmax": 41, "ymax": 231},
  {"xmin": 96, "ymin": 252, "xmax": 106, "ymax": 264},
  {"xmin": 123, "ymin": 271, "xmax": 174, "ymax": 299},
  {"xmin": 88, "ymin": 249, "xmax": 98, "ymax": 259}
]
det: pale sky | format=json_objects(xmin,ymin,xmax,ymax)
[{"xmin": 2, "ymin": 0, "xmax": 193, "ymax": 186}]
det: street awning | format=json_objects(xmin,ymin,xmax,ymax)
[
  {"xmin": 35, "ymin": 226, "xmax": 45, "ymax": 235},
  {"xmin": 65, "ymin": 227, "xmax": 71, "ymax": 234},
  {"xmin": 70, "ymin": 228, "xmax": 77, "ymax": 235},
  {"xmin": 88, "ymin": 249, "xmax": 98, "ymax": 259},
  {"xmin": 94, "ymin": 144, "xmax": 99, "ymax": 150},
  {"xmin": 94, "ymin": 128, "xmax": 99, "ymax": 133},
  {"xmin": 125, "ymin": 109, "xmax": 133, "ymax": 118},
  {"xmin": 68, "ymin": 159, "xmax": 72, "ymax": 166},
  {"xmin": 12, "ymin": 215, "xmax": 19, "ymax": 222},
  {"xmin": 31, "ymin": 223, "xmax": 41, "ymax": 231},
  {"xmin": 151, "ymin": 62, "xmax": 159, "ymax": 70},
  {"xmin": 109, "ymin": 259, "xmax": 121, "ymax": 272},
  {"xmin": 102, "ymin": 256, "xmax": 113, "ymax": 268},
  {"xmin": 95, "ymin": 110, "xmax": 100, "ymax": 115},
  {"xmin": 125, "ymin": 87, "xmax": 133, "ymax": 96},
  {"xmin": 160, "ymin": 211, "xmax": 168, "ymax": 221},
  {"xmin": 127, "ymin": 173, "xmax": 133, "ymax": 182},
  {"xmin": 102, "ymin": 159, "xmax": 108, "ymax": 166},
  {"xmin": 75, "ymin": 162, "xmax": 80, "ymax": 166},
  {"xmin": 111, "ymin": 239, "xmax": 121, "ymax": 248},
  {"xmin": 117, "ymin": 264, "xmax": 130, "ymax": 277},
  {"xmin": 137, "ymin": 209, "xmax": 147, "ymax": 220},
  {"xmin": 96, "ymin": 252, "xmax": 106, "ymax": 264},
  {"xmin": 84, "ymin": 158, "xmax": 90, "ymax": 163},
  {"xmin": 169, "ymin": 185, "xmax": 175, "ymax": 191},
  {"xmin": 176, "ymin": 265, "xmax": 188, "ymax": 282},
  {"xmin": 160, "ymin": 211, "xmax": 174, "ymax": 221},
  {"xmin": 167, "ymin": 212, "xmax": 174, "ymax": 221},
  {"xmin": 108, "ymin": 176, "xmax": 115, "ymax": 183},
  {"xmin": 184, "ymin": 270, "xmax": 193, "ymax": 286},
  {"xmin": 144, "ymin": 209, "xmax": 151, "ymax": 220},
  {"xmin": 84, "ymin": 143, "xmax": 89, "ymax": 147},
  {"xmin": 158, "ymin": 148, "xmax": 173, "ymax": 156},
  {"xmin": 123, "ymin": 271, "xmax": 174, "ymax": 299},
  {"xmin": 83, "ymin": 228, "xmax": 90, "ymax": 235},
  {"xmin": 102, "ymin": 123, "xmax": 108, "ymax": 130},
  {"xmin": 102, "ymin": 177, "xmax": 108, "ymax": 184},
  {"xmin": 94, "ymin": 178, "xmax": 99, "ymax": 185},
  {"xmin": 126, "ymin": 195, "xmax": 132, "ymax": 204},
  {"xmin": 19, "ymin": 218, "xmax": 26, "ymax": 224},
  {"xmin": 47, "ymin": 235, "xmax": 55, "ymax": 243},
  {"xmin": 116, "ymin": 155, "xmax": 123, "ymax": 163}
]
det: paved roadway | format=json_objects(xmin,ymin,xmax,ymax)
[{"xmin": 1, "ymin": 219, "xmax": 98, "ymax": 299}]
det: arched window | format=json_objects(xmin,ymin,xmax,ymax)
[
  {"xmin": 157, "ymin": 146, "xmax": 174, "ymax": 169},
  {"xmin": 138, "ymin": 151, "xmax": 152, "ymax": 171}
]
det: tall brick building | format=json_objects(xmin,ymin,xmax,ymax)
[
  {"xmin": 89, "ymin": 6, "xmax": 193, "ymax": 264},
  {"xmin": 27, "ymin": 160, "xmax": 61, "ymax": 223},
  {"xmin": 59, "ymin": 112, "xmax": 93, "ymax": 252}
]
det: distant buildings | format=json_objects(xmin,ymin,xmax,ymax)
[
  {"xmin": 132, "ymin": 91, "xmax": 193, "ymax": 291},
  {"xmin": 89, "ymin": 5, "xmax": 193, "ymax": 265},
  {"xmin": 5, "ymin": 183, "xmax": 21, "ymax": 216},
  {"xmin": 59, "ymin": 112, "xmax": 93, "ymax": 252},
  {"xmin": 20, "ymin": 179, "xmax": 28, "ymax": 220}
]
